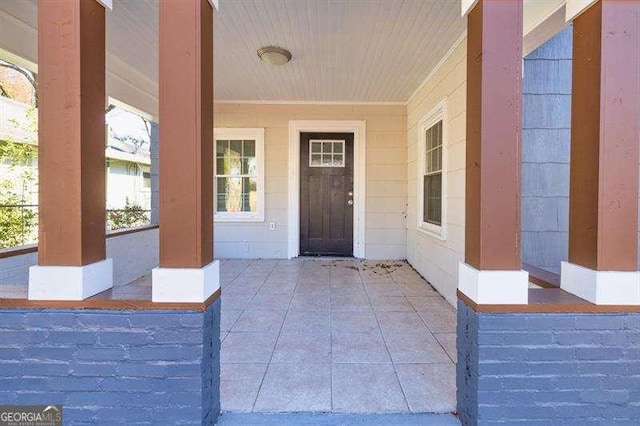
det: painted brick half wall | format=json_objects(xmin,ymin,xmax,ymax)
[
  {"xmin": 457, "ymin": 300, "xmax": 640, "ymax": 425},
  {"xmin": 0, "ymin": 300, "xmax": 221, "ymax": 425}
]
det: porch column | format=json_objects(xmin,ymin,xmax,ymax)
[
  {"xmin": 458, "ymin": 0, "xmax": 528, "ymax": 304},
  {"xmin": 153, "ymin": 0, "xmax": 219, "ymax": 302},
  {"xmin": 29, "ymin": 0, "xmax": 112, "ymax": 300},
  {"xmin": 561, "ymin": 0, "xmax": 640, "ymax": 304}
]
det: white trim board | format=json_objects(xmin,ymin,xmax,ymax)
[{"xmin": 288, "ymin": 120, "xmax": 366, "ymax": 259}]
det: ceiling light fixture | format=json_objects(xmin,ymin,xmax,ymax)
[{"xmin": 257, "ymin": 46, "xmax": 292, "ymax": 66}]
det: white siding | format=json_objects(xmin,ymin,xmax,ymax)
[
  {"xmin": 0, "ymin": 228, "xmax": 158, "ymax": 286},
  {"xmin": 406, "ymin": 40, "xmax": 467, "ymax": 307},
  {"xmin": 213, "ymin": 103, "xmax": 407, "ymax": 259}
]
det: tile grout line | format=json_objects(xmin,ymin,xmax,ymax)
[
  {"xmin": 372, "ymin": 261, "xmax": 412, "ymax": 413},
  {"xmin": 329, "ymin": 260, "xmax": 334, "ymax": 412},
  {"xmin": 220, "ymin": 260, "xmax": 255, "ymax": 343},
  {"xmin": 250, "ymin": 258, "xmax": 305, "ymax": 412}
]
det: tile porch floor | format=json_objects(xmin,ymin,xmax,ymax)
[{"xmin": 219, "ymin": 259, "xmax": 457, "ymax": 414}]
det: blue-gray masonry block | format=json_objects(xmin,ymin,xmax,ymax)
[
  {"xmin": 457, "ymin": 298, "xmax": 640, "ymax": 425},
  {"xmin": 0, "ymin": 299, "xmax": 221, "ymax": 425}
]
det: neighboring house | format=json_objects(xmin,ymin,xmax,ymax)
[{"xmin": 0, "ymin": 96, "xmax": 151, "ymax": 215}]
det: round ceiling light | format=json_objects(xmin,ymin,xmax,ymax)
[{"xmin": 257, "ymin": 46, "xmax": 292, "ymax": 66}]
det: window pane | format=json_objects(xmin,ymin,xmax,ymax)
[
  {"xmin": 423, "ymin": 173, "xmax": 442, "ymax": 226},
  {"xmin": 216, "ymin": 140, "xmax": 228, "ymax": 156},
  {"xmin": 334, "ymin": 142, "xmax": 343, "ymax": 153},
  {"xmin": 333, "ymin": 154, "xmax": 343, "ymax": 166},
  {"xmin": 311, "ymin": 142, "xmax": 321, "ymax": 153},
  {"xmin": 216, "ymin": 158, "xmax": 226, "ymax": 175},
  {"xmin": 230, "ymin": 140, "xmax": 242, "ymax": 156},
  {"xmin": 322, "ymin": 142, "xmax": 332, "ymax": 153},
  {"xmin": 243, "ymin": 140, "xmax": 255, "ymax": 157},
  {"xmin": 227, "ymin": 157, "xmax": 241, "ymax": 176},
  {"xmin": 311, "ymin": 154, "xmax": 322, "ymax": 166}
]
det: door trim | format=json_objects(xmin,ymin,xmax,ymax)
[{"xmin": 288, "ymin": 120, "xmax": 366, "ymax": 259}]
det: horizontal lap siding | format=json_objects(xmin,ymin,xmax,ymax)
[
  {"xmin": 405, "ymin": 40, "xmax": 466, "ymax": 306},
  {"xmin": 213, "ymin": 103, "xmax": 407, "ymax": 259}
]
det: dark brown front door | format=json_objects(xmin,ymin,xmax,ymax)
[{"xmin": 300, "ymin": 132, "xmax": 354, "ymax": 256}]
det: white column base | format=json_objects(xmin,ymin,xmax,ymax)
[
  {"xmin": 458, "ymin": 262, "xmax": 529, "ymax": 304},
  {"xmin": 560, "ymin": 261, "xmax": 640, "ymax": 305},
  {"xmin": 28, "ymin": 258, "xmax": 113, "ymax": 300},
  {"xmin": 152, "ymin": 260, "xmax": 220, "ymax": 303}
]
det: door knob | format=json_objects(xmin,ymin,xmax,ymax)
[
  {"xmin": 348, "ymin": 191, "xmax": 353, "ymax": 196},
  {"xmin": 347, "ymin": 200, "xmax": 354, "ymax": 206}
]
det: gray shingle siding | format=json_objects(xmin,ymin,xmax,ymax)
[{"xmin": 521, "ymin": 27, "xmax": 573, "ymax": 274}]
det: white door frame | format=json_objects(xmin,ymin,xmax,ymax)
[{"xmin": 288, "ymin": 120, "xmax": 366, "ymax": 259}]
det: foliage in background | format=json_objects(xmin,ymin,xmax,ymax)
[
  {"xmin": 107, "ymin": 200, "xmax": 150, "ymax": 231},
  {"xmin": 0, "ymin": 106, "xmax": 39, "ymax": 249}
]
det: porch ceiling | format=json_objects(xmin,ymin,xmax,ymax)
[{"xmin": 0, "ymin": 0, "xmax": 465, "ymax": 109}]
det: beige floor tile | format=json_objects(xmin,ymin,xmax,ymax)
[
  {"xmin": 396, "ymin": 282, "xmax": 439, "ymax": 297},
  {"xmin": 281, "ymin": 310, "xmax": 331, "ymax": 334},
  {"xmin": 290, "ymin": 293, "xmax": 331, "ymax": 311},
  {"xmin": 376, "ymin": 312, "xmax": 430, "ymax": 334},
  {"xmin": 220, "ymin": 363, "xmax": 267, "ymax": 411},
  {"xmin": 383, "ymin": 332, "xmax": 451, "ymax": 364},
  {"xmin": 331, "ymin": 294, "xmax": 372, "ymax": 311},
  {"xmin": 247, "ymin": 293, "xmax": 293, "ymax": 311},
  {"xmin": 364, "ymin": 283, "xmax": 403, "ymax": 297},
  {"xmin": 331, "ymin": 311, "xmax": 379, "ymax": 334},
  {"xmin": 435, "ymin": 333, "xmax": 457, "ymax": 363},
  {"xmin": 222, "ymin": 294, "xmax": 254, "ymax": 311},
  {"xmin": 257, "ymin": 281, "xmax": 298, "ymax": 295},
  {"xmin": 332, "ymin": 363, "xmax": 408, "ymax": 413},
  {"xmin": 395, "ymin": 363, "xmax": 456, "ymax": 413},
  {"xmin": 271, "ymin": 331, "xmax": 331, "ymax": 363},
  {"xmin": 221, "ymin": 309, "xmax": 243, "ymax": 332},
  {"xmin": 232, "ymin": 310, "xmax": 286, "ymax": 333},
  {"xmin": 332, "ymin": 332, "xmax": 390, "ymax": 363},
  {"xmin": 369, "ymin": 296, "xmax": 415, "ymax": 312},
  {"xmin": 407, "ymin": 296, "xmax": 453, "ymax": 312},
  {"xmin": 221, "ymin": 332, "xmax": 278, "ymax": 364},
  {"xmin": 418, "ymin": 309, "xmax": 457, "ymax": 334},
  {"xmin": 254, "ymin": 364, "xmax": 332, "ymax": 412}
]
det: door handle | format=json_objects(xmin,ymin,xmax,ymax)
[{"xmin": 347, "ymin": 200, "xmax": 354, "ymax": 206}]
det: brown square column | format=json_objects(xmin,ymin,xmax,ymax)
[
  {"xmin": 561, "ymin": 0, "xmax": 640, "ymax": 304},
  {"xmin": 153, "ymin": 0, "xmax": 218, "ymax": 302},
  {"xmin": 29, "ymin": 0, "xmax": 112, "ymax": 300},
  {"xmin": 458, "ymin": 0, "xmax": 529, "ymax": 304}
]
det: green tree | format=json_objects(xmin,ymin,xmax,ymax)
[
  {"xmin": 0, "ymin": 107, "xmax": 38, "ymax": 248},
  {"xmin": 106, "ymin": 199, "xmax": 150, "ymax": 231}
]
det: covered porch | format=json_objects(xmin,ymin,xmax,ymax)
[{"xmin": 1, "ymin": 0, "xmax": 640, "ymax": 425}]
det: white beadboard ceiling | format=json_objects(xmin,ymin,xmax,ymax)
[
  {"xmin": 109, "ymin": 0, "xmax": 466, "ymax": 103},
  {"xmin": 0, "ymin": 0, "xmax": 465, "ymax": 109}
]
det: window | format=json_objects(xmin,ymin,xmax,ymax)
[
  {"xmin": 418, "ymin": 101, "xmax": 446, "ymax": 239},
  {"xmin": 309, "ymin": 140, "xmax": 345, "ymax": 167},
  {"xmin": 214, "ymin": 128, "xmax": 264, "ymax": 221},
  {"xmin": 142, "ymin": 171, "xmax": 151, "ymax": 188}
]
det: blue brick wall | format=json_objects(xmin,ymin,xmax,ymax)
[
  {"xmin": 0, "ymin": 299, "xmax": 221, "ymax": 425},
  {"xmin": 457, "ymin": 299, "xmax": 640, "ymax": 425}
]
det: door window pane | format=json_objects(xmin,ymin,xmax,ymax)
[{"xmin": 309, "ymin": 140, "xmax": 345, "ymax": 167}]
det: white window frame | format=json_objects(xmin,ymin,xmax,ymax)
[
  {"xmin": 417, "ymin": 100, "xmax": 447, "ymax": 240},
  {"xmin": 214, "ymin": 128, "xmax": 265, "ymax": 222}
]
